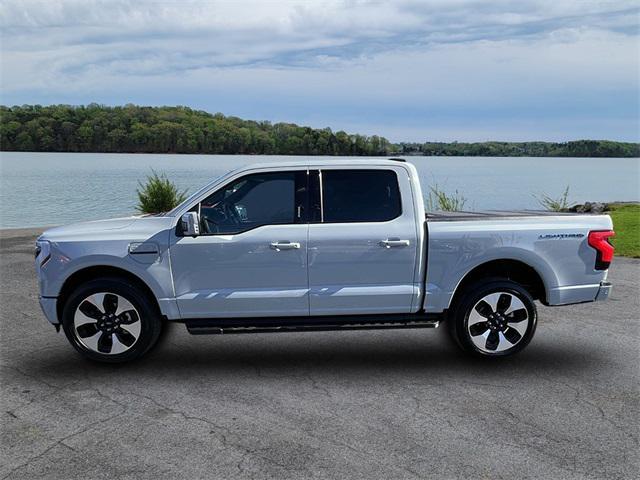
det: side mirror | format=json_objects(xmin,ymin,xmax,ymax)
[{"xmin": 181, "ymin": 212, "xmax": 200, "ymax": 237}]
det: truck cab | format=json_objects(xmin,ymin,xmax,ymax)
[{"xmin": 171, "ymin": 161, "xmax": 424, "ymax": 318}]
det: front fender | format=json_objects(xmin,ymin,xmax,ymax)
[{"xmin": 38, "ymin": 239, "xmax": 177, "ymax": 319}]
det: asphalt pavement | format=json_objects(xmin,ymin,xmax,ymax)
[{"xmin": 1, "ymin": 227, "xmax": 638, "ymax": 479}]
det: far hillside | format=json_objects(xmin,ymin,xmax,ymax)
[{"xmin": 1, "ymin": 104, "xmax": 638, "ymax": 157}]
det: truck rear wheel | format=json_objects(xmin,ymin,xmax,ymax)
[
  {"xmin": 448, "ymin": 279, "xmax": 537, "ymax": 357},
  {"xmin": 61, "ymin": 277, "xmax": 163, "ymax": 363}
]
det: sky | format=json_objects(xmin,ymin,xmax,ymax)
[{"xmin": 1, "ymin": 0, "xmax": 639, "ymax": 142}]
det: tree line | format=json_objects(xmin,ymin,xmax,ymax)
[
  {"xmin": 396, "ymin": 140, "xmax": 640, "ymax": 158},
  {"xmin": 1, "ymin": 104, "xmax": 638, "ymax": 157},
  {"xmin": 0, "ymin": 104, "xmax": 390, "ymax": 156}
]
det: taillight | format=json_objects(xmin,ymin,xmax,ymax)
[{"xmin": 588, "ymin": 230, "xmax": 615, "ymax": 270}]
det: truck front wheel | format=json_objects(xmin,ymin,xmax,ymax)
[
  {"xmin": 61, "ymin": 277, "xmax": 163, "ymax": 363},
  {"xmin": 448, "ymin": 280, "xmax": 537, "ymax": 357}
]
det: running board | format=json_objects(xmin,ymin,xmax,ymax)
[{"xmin": 185, "ymin": 314, "xmax": 440, "ymax": 336}]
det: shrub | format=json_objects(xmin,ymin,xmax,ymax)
[
  {"xmin": 427, "ymin": 183, "xmax": 467, "ymax": 211},
  {"xmin": 136, "ymin": 170, "xmax": 187, "ymax": 214},
  {"xmin": 534, "ymin": 185, "xmax": 570, "ymax": 212}
]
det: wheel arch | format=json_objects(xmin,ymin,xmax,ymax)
[
  {"xmin": 57, "ymin": 265, "xmax": 162, "ymax": 321},
  {"xmin": 449, "ymin": 259, "xmax": 547, "ymax": 310}
]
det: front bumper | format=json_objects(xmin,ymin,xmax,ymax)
[
  {"xmin": 595, "ymin": 282, "xmax": 612, "ymax": 301},
  {"xmin": 39, "ymin": 296, "xmax": 59, "ymax": 325}
]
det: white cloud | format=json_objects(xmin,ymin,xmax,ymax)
[{"xmin": 1, "ymin": 0, "xmax": 638, "ymax": 141}]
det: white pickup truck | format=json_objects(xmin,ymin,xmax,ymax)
[{"xmin": 35, "ymin": 159, "xmax": 615, "ymax": 363}]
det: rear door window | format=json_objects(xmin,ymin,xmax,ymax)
[{"xmin": 321, "ymin": 169, "xmax": 402, "ymax": 223}]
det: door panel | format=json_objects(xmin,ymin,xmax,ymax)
[
  {"xmin": 308, "ymin": 223, "xmax": 418, "ymax": 314},
  {"xmin": 308, "ymin": 167, "xmax": 419, "ymax": 315},
  {"xmin": 170, "ymin": 225, "xmax": 309, "ymax": 318},
  {"xmin": 169, "ymin": 169, "xmax": 310, "ymax": 318}
]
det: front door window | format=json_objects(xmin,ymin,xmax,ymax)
[{"xmin": 198, "ymin": 171, "xmax": 306, "ymax": 234}]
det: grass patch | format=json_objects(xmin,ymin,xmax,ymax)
[
  {"xmin": 607, "ymin": 203, "xmax": 640, "ymax": 258},
  {"xmin": 426, "ymin": 183, "xmax": 468, "ymax": 211}
]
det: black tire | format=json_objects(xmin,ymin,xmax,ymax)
[
  {"xmin": 448, "ymin": 279, "xmax": 537, "ymax": 357},
  {"xmin": 61, "ymin": 277, "xmax": 163, "ymax": 363}
]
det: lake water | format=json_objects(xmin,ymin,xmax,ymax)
[{"xmin": 0, "ymin": 152, "xmax": 638, "ymax": 229}]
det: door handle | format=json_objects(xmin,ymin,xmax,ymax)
[
  {"xmin": 270, "ymin": 241, "xmax": 301, "ymax": 251},
  {"xmin": 380, "ymin": 239, "xmax": 410, "ymax": 248}
]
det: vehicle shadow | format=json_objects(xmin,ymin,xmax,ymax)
[{"xmin": 17, "ymin": 326, "xmax": 604, "ymax": 384}]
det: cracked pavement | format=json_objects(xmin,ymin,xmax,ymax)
[{"xmin": 1, "ymin": 228, "xmax": 639, "ymax": 479}]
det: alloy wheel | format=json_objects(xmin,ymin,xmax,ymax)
[
  {"xmin": 73, "ymin": 292, "xmax": 142, "ymax": 355},
  {"xmin": 467, "ymin": 291, "xmax": 530, "ymax": 353}
]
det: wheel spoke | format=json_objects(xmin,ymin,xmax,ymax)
[
  {"xmin": 78, "ymin": 300, "xmax": 102, "ymax": 320},
  {"xmin": 103, "ymin": 294, "xmax": 119, "ymax": 315},
  {"xmin": 508, "ymin": 314, "xmax": 529, "ymax": 336},
  {"xmin": 80, "ymin": 331, "xmax": 102, "ymax": 352},
  {"xmin": 485, "ymin": 330, "xmax": 500, "ymax": 351},
  {"xmin": 468, "ymin": 306, "xmax": 486, "ymax": 326},
  {"xmin": 503, "ymin": 326, "xmax": 522, "ymax": 344},
  {"xmin": 117, "ymin": 309, "xmax": 139, "ymax": 325},
  {"xmin": 504, "ymin": 295, "xmax": 526, "ymax": 315},
  {"xmin": 508, "ymin": 308, "xmax": 528, "ymax": 322},
  {"xmin": 76, "ymin": 322, "xmax": 99, "ymax": 338},
  {"xmin": 475, "ymin": 300, "xmax": 494, "ymax": 318},
  {"xmin": 496, "ymin": 293, "xmax": 512, "ymax": 313},
  {"xmin": 115, "ymin": 328, "xmax": 136, "ymax": 347},
  {"xmin": 97, "ymin": 332, "xmax": 113, "ymax": 353},
  {"xmin": 469, "ymin": 322, "xmax": 489, "ymax": 336}
]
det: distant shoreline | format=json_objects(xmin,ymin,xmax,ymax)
[
  {"xmin": 2, "ymin": 104, "xmax": 639, "ymax": 158},
  {"xmin": 2, "ymin": 151, "xmax": 639, "ymax": 159}
]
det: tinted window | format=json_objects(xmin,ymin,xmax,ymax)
[
  {"xmin": 198, "ymin": 172, "xmax": 304, "ymax": 234},
  {"xmin": 322, "ymin": 170, "xmax": 401, "ymax": 223}
]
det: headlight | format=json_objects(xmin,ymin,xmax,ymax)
[{"xmin": 35, "ymin": 240, "xmax": 51, "ymax": 266}]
